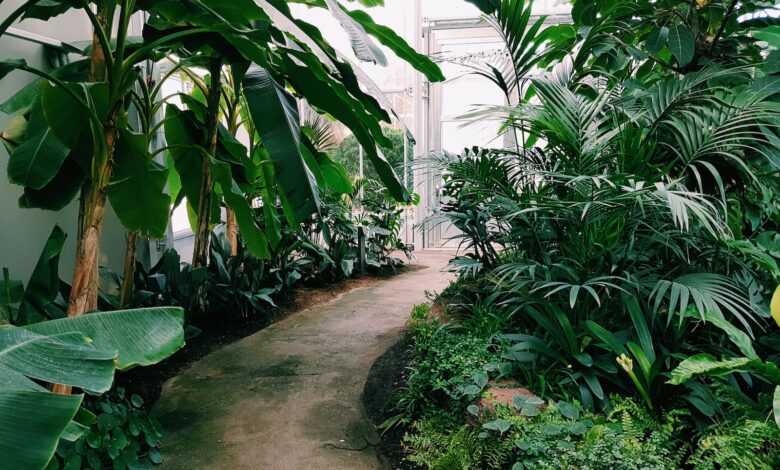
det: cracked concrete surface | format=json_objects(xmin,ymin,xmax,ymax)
[{"xmin": 153, "ymin": 251, "xmax": 454, "ymax": 469}]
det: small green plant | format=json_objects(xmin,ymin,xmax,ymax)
[
  {"xmin": 409, "ymin": 303, "xmax": 431, "ymax": 326},
  {"xmin": 54, "ymin": 388, "xmax": 164, "ymax": 469},
  {"xmin": 400, "ymin": 317, "xmax": 497, "ymax": 415},
  {"xmin": 404, "ymin": 397, "xmax": 684, "ymax": 470},
  {"xmin": 688, "ymin": 418, "xmax": 780, "ymax": 469}
]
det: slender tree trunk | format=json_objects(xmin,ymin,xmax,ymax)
[
  {"xmin": 119, "ymin": 231, "xmax": 138, "ymax": 307},
  {"xmin": 53, "ymin": 7, "xmax": 113, "ymax": 396},
  {"xmin": 226, "ymin": 208, "xmax": 239, "ymax": 256},
  {"xmin": 225, "ymin": 101, "xmax": 241, "ymax": 257},
  {"xmin": 191, "ymin": 59, "xmax": 223, "ymax": 268}
]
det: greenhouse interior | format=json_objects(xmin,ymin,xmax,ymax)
[{"xmin": 2, "ymin": 0, "xmax": 780, "ymax": 469}]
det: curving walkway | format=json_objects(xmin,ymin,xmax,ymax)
[{"xmin": 153, "ymin": 251, "xmax": 454, "ymax": 469}]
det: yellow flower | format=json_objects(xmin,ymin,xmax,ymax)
[
  {"xmin": 696, "ymin": 0, "xmax": 710, "ymax": 7},
  {"xmin": 771, "ymin": 285, "xmax": 780, "ymax": 327},
  {"xmin": 617, "ymin": 354, "xmax": 634, "ymax": 373}
]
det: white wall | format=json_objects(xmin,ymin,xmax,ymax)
[{"xmin": 0, "ymin": 4, "xmax": 127, "ymax": 283}]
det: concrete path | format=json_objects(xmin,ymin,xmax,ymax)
[{"xmin": 153, "ymin": 251, "xmax": 454, "ymax": 469}]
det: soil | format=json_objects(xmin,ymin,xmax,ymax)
[
  {"xmin": 116, "ymin": 267, "xmax": 419, "ymax": 408},
  {"xmin": 362, "ymin": 336, "xmax": 420, "ymax": 470}
]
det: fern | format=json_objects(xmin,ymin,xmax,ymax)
[{"xmin": 688, "ymin": 418, "xmax": 780, "ymax": 470}]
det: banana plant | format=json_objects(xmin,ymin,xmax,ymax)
[
  {"xmin": 0, "ymin": 307, "xmax": 185, "ymax": 470},
  {"xmin": 0, "ymin": 0, "xmax": 211, "ymax": 318},
  {"xmin": 152, "ymin": 0, "xmax": 443, "ymax": 264}
]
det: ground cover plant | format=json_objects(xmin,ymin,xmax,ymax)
[{"xmin": 389, "ymin": 0, "xmax": 780, "ymax": 468}]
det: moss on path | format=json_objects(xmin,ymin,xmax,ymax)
[{"xmin": 153, "ymin": 251, "xmax": 454, "ymax": 469}]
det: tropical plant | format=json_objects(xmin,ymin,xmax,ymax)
[
  {"xmin": 0, "ymin": 0, "xmax": 183, "ymax": 319},
  {"xmin": 53, "ymin": 387, "xmax": 166, "ymax": 469},
  {"xmin": 1, "ymin": 0, "xmax": 444, "ymax": 320},
  {"xmin": 0, "ymin": 307, "xmax": 184, "ymax": 469}
]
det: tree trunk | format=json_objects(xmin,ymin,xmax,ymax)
[
  {"xmin": 53, "ymin": 6, "xmax": 113, "ymax": 396},
  {"xmin": 119, "ymin": 231, "xmax": 138, "ymax": 307},
  {"xmin": 191, "ymin": 59, "xmax": 223, "ymax": 268},
  {"xmin": 226, "ymin": 208, "xmax": 239, "ymax": 256},
  {"xmin": 225, "ymin": 110, "xmax": 240, "ymax": 257}
]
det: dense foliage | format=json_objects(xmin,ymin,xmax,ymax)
[
  {"xmin": 395, "ymin": 0, "xmax": 780, "ymax": 468},
  {"xmin": 0, "ymin": 0, "xmax": 439, "ymax": 468}
]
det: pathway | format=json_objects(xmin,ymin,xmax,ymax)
[{"xmin": 153, "ymin": 251, "xmax": 454, "ymax": 469}]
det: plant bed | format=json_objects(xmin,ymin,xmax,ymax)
[{"xmin": 363, "ymin": 335, "xmax": 418, "ymax": 470}]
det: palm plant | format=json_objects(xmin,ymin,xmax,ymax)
[{"xmin": 436, "ymin": 53, "xmax": 779, "ymax": 408}]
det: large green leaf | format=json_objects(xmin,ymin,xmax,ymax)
[
  {"xmin": 754, "ymin": 26, "xmax": 780, "ymax": 49},
  {"xmin": 668, "ymin": 25, "xmax": 694, "ymax": 67},
  {"xmin": 24, "ymin": 307, "xmax": 185, "ymax": 369},
  {"xmin": 323, "ymin": 0, "xmax": 387, "ymax": 65},
  {"xmin": 108, "ymin": 129, "xmax": 171, "ymax": 238},
  {"xmin": 277, "ymin": 50, "xmax": 406, "ymax": 201},
  {"xmin": 18, "ymin": 156, "xmax": 85, "ymax": 211},
  {"xmin": 0, "ymin": 307, "xmax": 185, "ymax": 470},
  {"xmin": 668, "ymin": 354, "xmax": 780, "ymax": 385},
  {"xmin": 7, "ymin": 102, "xmax": 70, "ymax": 190},
  {"xmin": 164, "ymin": 106, "xmax": 207, "ymax": 209},
  {"xmin": 20, "ymin": 0, "xmax": 82, "ymax": 21},
  {"xmin": 347, "ymin": 9, "xmax": 444, "ymax": 82},
  {"xmin": 242, "ymin": 66, "xmax": 320, "ymax": 224},
  {"xmin": 40, "ymin": 82, "xmax": 89, "ymax": 148},
  {"xmin": 0, "ymin": 327, "xmax": 116, "ymax": 393},
  {"xmin": 319, "ymin": 153, "xmax": 353, "ymax": 194},
  {"xmin": 0, "ymin": 60, "xmax": 89, "ymax": 115},
  {"xmin": 0, "ymin": 390, "xmax": 83, "ymax": 470}
]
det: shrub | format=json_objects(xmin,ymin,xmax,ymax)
[
  {"xmin": 404, "ymin": 397, "xmax": 683, "ymax": 470},
  {"xmin": 53, "ymin": 388, "xmax": 163, "ymax": 469},
  {"xmin": 398, "ymin": 308, "xmax": 499, "ymax": 417},
  {"xmin": 688, "ymin": 418, "xmax": 780, "ymax": 470}
]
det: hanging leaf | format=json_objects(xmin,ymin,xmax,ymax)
[
  {"xmin": 347, "ymin": 9, "xmax": 444, "ymax": 81},
  {"xmin": 164, "ymin": 106, "xmax": 207, "ymax": 209},
  {"xmin": 18, "ymin": 157, "xmax": 85, "ymax": 211},
  {"xmin": 242, "ymin": 66, "xmax": 320, "ymax": 224},
  {"xmin": 278, "ymin": 50, "xmax": 406, "ymax": 201},
  {"xmin": 107, "ymin": 129, "xmax": 172, "ymax": 239},
  {"xmin": 323, "ymin": 0, "xmax": 387, "ymax": 66},
  {"xmin": 7, "ymin": 102, "xmax": 70, "ymax": 190},
  {"xmin": 668, "ymin": 25, "xmax": 695, "ymax": 66}
]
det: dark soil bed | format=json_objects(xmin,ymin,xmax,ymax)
[
  {"xmin": 116, "ymin": 268, "xmax": 412, "ymax": 409},
  {"xmin": 363, "ymin": 335, "xmax": 419, "ymax": 470}
]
